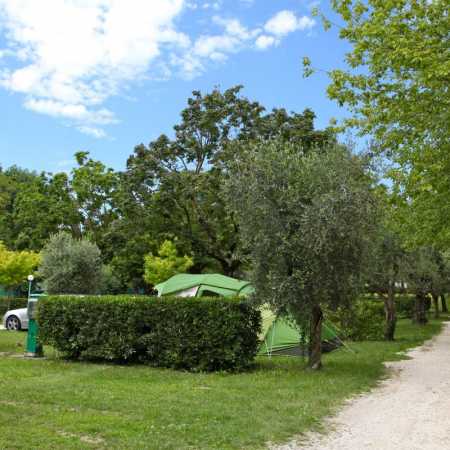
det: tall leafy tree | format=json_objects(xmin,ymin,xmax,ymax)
[
  {"xmin": 306, "ymin": 0, "xmax": 450, "ymax": 247},
  {"xmin": 12, "ymin": 172, "xmax": 80, "ymax": 250},
  {"xmin": 368, "ymin": 227, "xmax": 405, "ymax": 340},
  {"xmin": 124, "ymin": 86, "xmax": 334, "ymax": 277},
  {"xmin": 71, "ymin": 151, "xmax": 119, "ymax": 260},
  {"xmin": 227, "ymin": 141, "xmax": 377, "ymax": 369}
]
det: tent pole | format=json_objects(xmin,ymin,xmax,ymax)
[{"xmin": 323, "ymin": 322, "xmax": 356, "ymax": 354}]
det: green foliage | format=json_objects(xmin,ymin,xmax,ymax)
[
  {"xmin": 396, "ymin": 295, "xmax": 416, "ymax": 319},
  {"xmin": 123, "ymin": 86, "xmax": 334, "ymax": 277},
  {"xmin": 366, "ymin": 192, "xmax": 406, "ymax": 295},
  {"xmin": 71, "ymin": 151, "xmax": 120, "ymax": 260},
  {"xmin": 0, "ymin": 297, "xmax": 28, "ymax": 316},
  {"xmin": 0, "ymin": 88, "xmax": 335, "ymax": 289},
  {"xmin": 317, "ymin": 0, "xmax": 450, "ymax": 248},
  {"xmin": 325, "ymin": 0, "xmax": 449, "ymax": 153},
  {"xmin": 0, "ymin": 166, "xmax": 81, "ymax": 251},
  {"xmin": 143, "ymin": 240, "xmax": 193, "ymax": 286},
  {"xmin": 38, "ymin": 295, "xmax": 261, "ymax": 372},
  {"xmin": 39, "ymin": 232, "xmax": 102, "ymax": 295},
  {"xmin": 0, "ymin": 242, "xmax": 40, "ymax": 289},
  {"xmin": 327, "ymin": 300, "xmax": 385, "ymax": 341},
  {"xmin": 227, "ymin": 141, "xmax": 377, "ymax": 328},
  {"xmin": 405, "ymin": 247, "xmax": 441, "ymax": 296},
  {"xmin": 0, "ymin": 154, "xmax": 118, "ymax": 257},
  {"xmin": 99, "ymin": 264, "xmax": 126, "ymax": 295}
]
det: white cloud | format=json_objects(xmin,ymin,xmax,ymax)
[
  {"xmin": 77, "ymin": 126, "xmax": 107, "ymax": 139},
  {"xmin": 0, "ymin": 2, "xmax": 316, "ymax": 135},
  {"xmin": 255, "ymin": 35, "xmax": 277, "ymax": 50},
  {"xmin": 24, "ymin": 99, "xmax": 117, "ymax": 125},
  {"xmin": 264, "ymin": 10, "xmax": 315, "ymax": 37},
  {"xmin": 173, "ymin": 16, "xmax": 261, "ymax": 78},
  {"xmin": 0, "ymin": 0, "xmax": 186, "ymax": 135}
]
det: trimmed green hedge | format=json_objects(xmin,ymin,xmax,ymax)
[
  {"xmin": 37, "ymin": 295, "xmax": 261, "ymax": 372},
  {"xmin": 327, "ymin": 300, "xmax": 385, "ymax": 341},
  {"xmin": 0, "ymin": 298, "xmax": 28, "ymax": 317}
]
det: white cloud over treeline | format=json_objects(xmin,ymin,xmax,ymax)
[{"xmin": 0, "ymin": 1, "xmax": 315, "ymax": 137}]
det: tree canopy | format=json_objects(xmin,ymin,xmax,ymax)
[
  {"xmin": 144, "ymin": 240, "xmax": 193, "ymax": 287},
  {"xmin": 306, "ymin": 0, "xmax": 450, "ymax": 248},
  {"xmin": 227, "ymin": 140, "xmax": 377, "ymax": 368},
  {"xmin": 0, "ymin": 242, "xmax": 40, "ymax": 290}
]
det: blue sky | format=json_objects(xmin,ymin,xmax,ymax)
[{"xmin": 0, "ymin": 0, "xmax": 351, "ymax": 173}]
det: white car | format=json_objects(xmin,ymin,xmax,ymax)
[{"xmin": 3, "ymin": 308, "xmax": 29, "ymax": 331}]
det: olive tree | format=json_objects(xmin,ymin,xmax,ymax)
[
  {"xmin": 39, "ymin": 232, "xmax": 102, "ymax": 294},
  {"xmin": 367, "ymin": 222, "xmax": 406, "ymax": 341},
  {"xmin": 227, "ymin": 141, "xmax": 377, "ymax": 369}
]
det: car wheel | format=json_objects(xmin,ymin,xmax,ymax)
[{"xmin": 5, "ymin": 315, "xmax": 21, "ymax": 331}]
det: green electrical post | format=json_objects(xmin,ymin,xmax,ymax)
[{"xmin": 25, "ymin": 275, "xmax": 43, "ymax": 357}]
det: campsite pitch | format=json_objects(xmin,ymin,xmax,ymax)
[{"xmin": 0, "ymin": 319, "xmax": 446, "ymax": 449}]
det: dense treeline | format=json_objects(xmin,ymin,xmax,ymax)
[
  {"xmin": 2, "ymin": 84, "xmax": 449, "ymax": 368},
  {"xmin": 1, "ymin": 86, "xmax": 334, "ymax": 291}
]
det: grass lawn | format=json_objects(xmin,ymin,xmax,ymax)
[{"xmin": 0, "ymin": 317, "xmax": 447, "ymax": 450}]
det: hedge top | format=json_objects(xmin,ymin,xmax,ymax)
[{"xmin": 154, "ymin": 273, "xmax": 254, "ymax": 297}]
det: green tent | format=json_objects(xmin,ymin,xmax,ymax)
[
  {"xmin": 155, "ymin": 274, "xmax": 341, "ymax": 356},
  {"xmin": 154, "ymin": 273, "xmax": 254, "ymax": 298},
  {"xmin": 258, "ymin": 306, "xmax": 340, "ymax": 356}
]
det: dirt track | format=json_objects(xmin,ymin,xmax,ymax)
[{"xmin": 274, "ymin": 322, "xmax": 450, "ymax": 450}]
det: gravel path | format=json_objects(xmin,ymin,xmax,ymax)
[{"xmin": 273, "ymin": 322, "xmax": 450, "ymax": 450}]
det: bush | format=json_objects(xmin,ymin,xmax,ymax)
[
  {"xmin": 38, "ymin": 295, "xmax": 261, "ymax": 372},
  {"xmin": 39, "ymin": 232, "xmax": 102, "ymax": 295},
  {"xmin": 326, "ymin": 299, "xmax": 385, "ymax": 341},
  {"xmin": 0, "ymin": 297, "xmax": 28, "ymax": 317}
]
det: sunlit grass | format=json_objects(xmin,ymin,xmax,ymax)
[{"xmin": 0, "ymin": 317, "xmax": 446, "ymax": 449}]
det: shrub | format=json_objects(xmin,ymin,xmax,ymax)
[
  {"xmin": 326, "ymin": 299, "xmax": 385, "ymax": 341},
  {"xmin": 0, "ymin": 297, "xmax": 28, "ymax": 317},
  {"xmin": 38, "ymin": 295, "xmax": 261, "ymax": 372},
  {"xmin": 39, "ymin": 232, "xmax": 102, "ymax": 294}
]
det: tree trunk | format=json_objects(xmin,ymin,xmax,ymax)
[
  {"xmin": 308, "ymin": 305, "xmax": 323, "ymax": 370},
  {"xmin": 413, "ymin": 293, "xmax": 428, "ymax": 325},
  {"xmin": 441, "ymin": 294, "xmax": 448, "ymax": 313},
  {"xmin": 432, "ymin": 294, "xmax": 440, "ymax": 319},
  {"xmin": 384, "ymin": 284, "xmax": 397, "ymax": 341}
]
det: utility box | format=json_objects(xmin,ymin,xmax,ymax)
[{"xmin": 25, "ymin": 295, "xmax": 43, "ymax": 357}]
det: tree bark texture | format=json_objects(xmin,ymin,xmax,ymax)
[
  {"xmin": 308, "ymin": 305, "xmax": 323, "ymax": 370},
  {"xmin": 432, "ymin": 294, "xmax": 440, "ymax": 319},
  {"xmin": 384, "ymin": 284, "xmax": 397, "ymax": 341},
  {"xmin": 413, "ymin": 293, "xmax": 428, "ymax": 325},
  {"xmin": 441, "ymin": 294, "xmax": 448, "ymax": 313}
]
